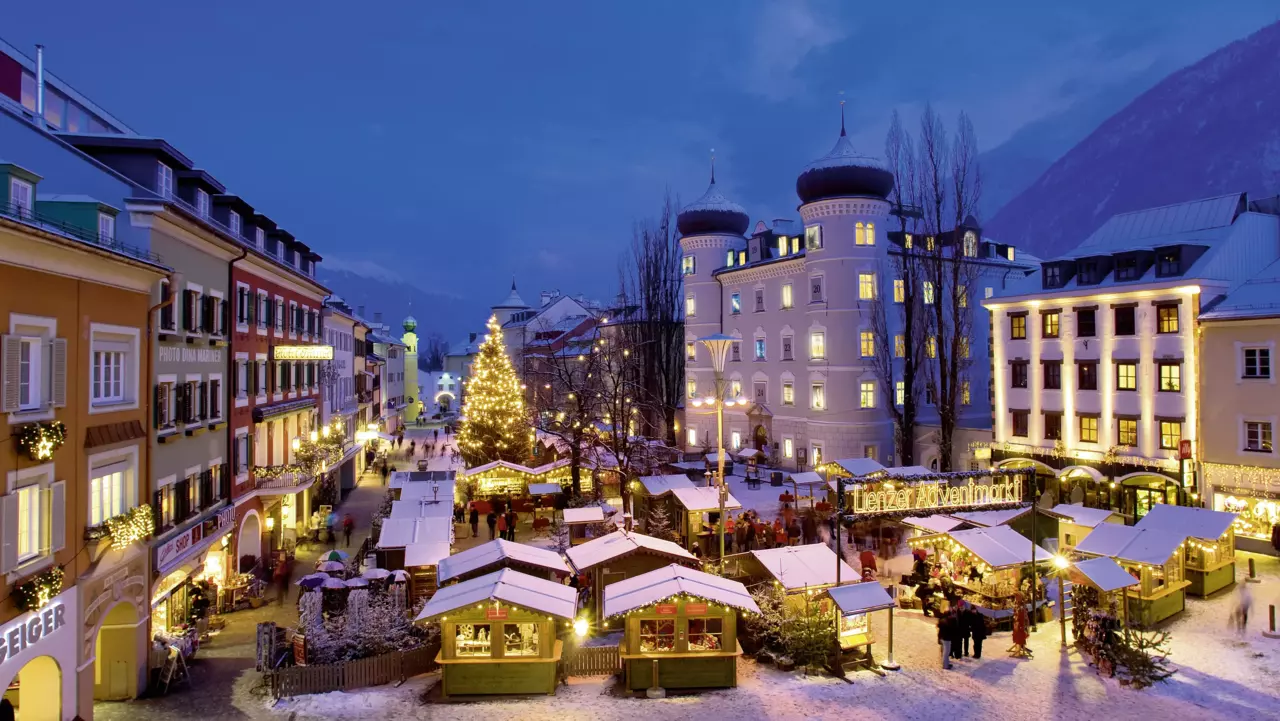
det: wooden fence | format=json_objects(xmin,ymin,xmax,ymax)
[
  {"xmin": 562, "ymin": 644, "xmax": 621, "ymax": 677},
  {"xmin": 267, "ymin": 645, "xmax": 439, "ymax": 699}
]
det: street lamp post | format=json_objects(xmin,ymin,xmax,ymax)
[{"xmin": 692, "ymin": 334, "xmax": 741, "ymax": 563}]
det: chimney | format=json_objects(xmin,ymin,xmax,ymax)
[
  {"xmin": 357, "ymin": 305, "xmax": 366, "ymax": 319},
  {"xmin": 374, "ymin": 311, "xmax": 383, "ymax": 324},
  {"xmin": 772, "ymin": 218, "xmax": 793, "ymax": 233},
  {"xmin": 469, "ymin": 332, "xmax": 478, "ymax": 343},
  {"xmin": 35, "ymin": 45, "xmax": 45, "ymax": 123},
  {"xmin": 540, "ymin": 291, "xmax": 552, "ymax": 307}
]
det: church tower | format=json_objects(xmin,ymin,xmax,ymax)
[{"xmin": 401, "ymin": 315, "xmax": 421, "ymax": 425}]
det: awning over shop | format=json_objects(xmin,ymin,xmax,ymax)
[
  {"xmin": 669, "ymin": 486, "xmax": 743, "ymax": 513},
  {"xmin": 637, "ymin": 474, "xmax": 695, "ymax": 496},
  {"xmin": 828, "ymin": 581, "xmax": 896, "ymax": 615},
  {"xmin": 749, "ymin": 543, "xmax": 857, "ymax": 591},
  {"xmin": 1071, "ymin": 557, "xmax": 1140, "ymax": 593},
  {"xmin": 252, "ymin": 396, "xmax": 317, "ymax": 423}
]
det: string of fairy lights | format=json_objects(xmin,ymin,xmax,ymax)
[{"xmin": 457, "ymin": 316, "xmax": 532, "ymax": 467}]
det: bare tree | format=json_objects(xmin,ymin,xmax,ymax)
[
  {"xmin": 592, "ymin": 324, "xmax": 663, "ymax": 514},
  {"xmin": 421, "ymin": 333, "xmax": 448, "ymax": 372},
  {"xmin": 917, "ymin": 105, "xmax": 983, "ymax": 471},
  {"xmin": 620, "ymin": 194, "xmax": 684, "ymax": 444},
  {"xmin": 525, "ymin": 330, "xmax": 603, "ymax": 497},
  {"xmin": 871, "ymin": 110, "xmax": 929, "ymax": 465}
]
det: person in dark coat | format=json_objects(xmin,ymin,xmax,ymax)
[
  {"xmin": 967, "ymin": 604, "xmax": 988, "ymax": 659},
  {"xmin": 744, "ymin": 521, "xmax": 757, "ymax": 551},
  {"xmin": 506, "ymin": 510, "xmax": 518, "ymax": 541},
  {"xmin": 949, "ymin": 608, "xmax": 965, "ymax": 660},
  {"xmin": 469, "ymin": 505, "xmax": 480, "ymax": 537},
  {"xmin": 486, "ymin": 510, "xmax": 497, "ymax": 540},
  {"xmin": 937, "ymin": 612, "xmax": 954, "ymax": 669},
  {"xmin": 917, "ymin": 580, "xmax": 939, "ymax": 617},
  {"xmin": 955, "ymin": 600, "xmax": 971, "ymax": 657}
]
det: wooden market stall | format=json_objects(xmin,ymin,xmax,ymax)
[
  {"xmin": 906, "ymin": 525, "xmax": 1055, "ymax": 622},
  {"xmin": 634, "ymin": 474, "xmax": 695, "ymax": 535},
  {"xmin": 415, "ymin": 568, "xmax": 577, "ymax": 697},
  {"xmin": 1069, "ymin": 556, "xmax": 1142, "ymax": 627},
  {"xmin": 827, "ymin": 581, "xmax": 899, "ymax": 675},
  {"xmin": 725, "ymin": 543, "xmax": 858, "ymax": 603},
  {"xmin": 462, "ymin": 459, "xmax": 577, "ymax": 501},
  {"xmin": 786, "ymin": 471, "xmax": 829, "ymax": 508},
  {"xmin": 527, "ymin": 482, "xmax": 561, "ymax": 522},
  {"xmin": 437, "ymin": 539, "xmax": 571, "ymax": 586},
  {"xmin": 736, "ymin": 447, "xmax": 764, "ymax": 481},
  {"xmin": 376, "ymin": 497, "xmax": 456, "ymax": 603},
  {"xmin": 603, "ymin": 564, "xmax": 760, "ymax": 693},
  {"xmin": 668, "ymin": 486, "xmax": 744, "ymax": 555},
  {"xmin": 1051, "ymin": 504, "xmax": 1125, "ymax": 551},
  {"xmin": 563, "ymin": 506, "xmax": 609, "ymax": 546},
  {"xmin": 390, "ymin": 470, "xmax": 458, "ymax": 502},
  {"xmin": 565, "ymin": 530, "xmax": 699, "ymax": 618},
  {"xmin": 1135, "ymin": 505, "xmax": 1238, "ymax": 597},
  {"xmin": 947, "ymin": 504, "xmax": 1068, "ymax": 548},
  {"xmin": 1074, "ymin": 523, "xmax": 1188, "ymax": 624}
]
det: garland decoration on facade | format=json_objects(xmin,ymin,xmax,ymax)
[
  {"xmin": 16, "ymin": 421, "xmax": 67, "ymax": 461},
  {"xmin": 256, "ymin": 437, "xmax": 344, "ymax": 480},
  {"xmin": 14, "ymin": 567, "xmax": 64, "ymax": 611},
  {"xmin": 105, "ymin": 504, "xmax": 155, "ymax": 550}
]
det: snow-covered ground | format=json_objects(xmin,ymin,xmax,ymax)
[{"xmin": 267, "ymin": 554, "xmax": 1280, "ymax": 721}]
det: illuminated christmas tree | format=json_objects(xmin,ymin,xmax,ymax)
[{"xmin": 457, "ymin": 315, "xmax": 532, "ymax": 467}]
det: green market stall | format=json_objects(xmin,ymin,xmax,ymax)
[
  {"xmin": 604, "ymin": 564, "xmax": 760, "ymax": 694},
  {"xmin": 415, "ymin": 568, "xmax": 577, "ymax": 697},
  {"xmin": 1135, "ymin": 505, "xmax": 1238, "ymax": 597},
  {"xmin": 1074, "ymin": 523, "xmax": 1188, "ymax": 625},
  {"xmin": 565, "ymin": 530, "xmax": 699, "ymax": 618}
]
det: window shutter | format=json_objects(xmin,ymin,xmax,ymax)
[
  {"xmin": 152, "ymin": 490, "xmax": 163, "ymax": 531},
  {"xmin": 0, "ymin": 493, "xmax": 18, "ymax": 573},
  {"xmin": 248, "ymin": 294, "xmax": 256, "ymax": 324},
  {"xmin": 231, "ymin": 362, "xmax": 239, "ymax": 397},
  {"xmin": 182, "ymin": 291, "xmax": 192, "ymax": 331},
  {"xmin": 49, "ymin": 481, "xmax": 66, "ymax": 553},
  {"xmin": 220, "ymin": 463, "xmax": 231, "ymax": 498},
  {"xmin": 247, "ymin": 432, "xmax": 255, "ymax": 473},
  {"xmin": 221, "ymin": 299, "xmax": 230, "ymax": 334},
  {"xmin": 50, "ymin": 338, "xmax": 67, "ymax": 407},
  {"xmin": 231, "ymin": 437, "xmax": 239, "ymax": 476},
  {"xmin": 175, "ymin": 479, "xmax": 189, "ymax": 521},
  {"xmin": 201, "ymin": 470, "xmax": 213, "ymax": 505},
  {"xmin": 198, "ymin": 381, "xmax": 208, "ymax": 420},
  {"xmin": 1, "ymin": 335, "xmax": 19, "ymax": 412},
  {"xmin": 175, "ymin": 383, "xmax": 187, "ymax": 423},
  {"xmin": 153, "ymin": 384, "xmax": 163, "ymax": 427}
]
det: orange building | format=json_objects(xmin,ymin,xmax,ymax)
[{"xmin": 0, "ymin": 161, "xmax": 169, "ymax": 720}]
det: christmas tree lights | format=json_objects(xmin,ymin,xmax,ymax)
[{"xmin": 457, "ymin": 316, "xmax": 532, "ymax": 467}]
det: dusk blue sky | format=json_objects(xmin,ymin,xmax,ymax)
[{"xmin": 6, "ymin": 1, "xmax": 1279, "ymax": 326}]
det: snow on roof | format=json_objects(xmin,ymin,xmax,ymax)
[
  {"xmin": 527, "ymin": 482, "xmax": 562, "ymax": 496},
  {"xmin": 565, "ymin": 529, "xmax": 696, "ymax": 572},
  {"xmin": 1071, "ymin": 557, "xmax": 1140, "ymax": 593},
  {"xmin": 603, "ymin": 564, "xmax": 760, "ymax": 618},
  {"xmin": 376, "ymin": 516, "xmax": 453, "ymax": 549},
  {"xmin": 405, "ymin": 542, "xmax": 451, "ymax": 567},
  {"xmin": 736, "ymin": 447, "xmax": 764, "ymax": 458},
  {"xmin": 830, "ymin": 458, "xmax": 885, "ymax": 477},
  {"xmin": 638, "ymin": 474, "xmax": 695, "ymax": 496},
  {"xmin": 670, "ymin": 486, "xmax": 743, "ymax": 512},
  {"xmin": 1200, "ymin": 257, "xmax": 1280, "ymax": 321},
  {"xmin": 1135, "ymin": 504, "xmax": 1237, "ymax": 540},
  {"xmin": 1074, "ymin": 523, "xmax": 1185, "ymax": 566},
  {"xmin": 902, "ymin": 514, "xmax": 967, "ymax": 534},
  {"xmin": 437, "ymin": 539, "xmax": 570, "ymax": 583},
  {"xmin": 828, "ymin": 581, "xmax": 895, "ymax": 615},
  {"xmin": 749, "ymin": 543, "xmax": 857, "ymax": 590},
  {"xmin": 892, "ymin": 465, "xmax": 936, "ymax": 478},
  {"xmin": 787, "ymin": 471, "xmax": 825, "ymax": 488},
  {"xmin": 563, "ymin": 507, "xmax": 606, "ymax": 524},
  {"xmin": 949, "ymin": 506, "xmax": 1032, "ymax": 527},
  {"xmin": 949, "ymin": 526, "xmax": 1054, "ymax": 569},
  {"xmin": 1051, "ymin": 504, "xmax": 1122, "ymax": 528},
  {"xmin": 1075, "ymin": 192, "xmax": 1242, "ymax": 251},
  {"xmin": 463, "ymin": 459, "xmax": 570, "ymax": 477},
  {"xmin": 389, "ymin": 498, "xmax": 455, "ymax": 519},
  {"xmin": 416, "ymin": 568, "xmax": 577, "ymax": 622}
]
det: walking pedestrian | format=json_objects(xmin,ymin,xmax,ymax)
[
  {"xmin": 326, "ymin": 511, "xmax": 338, "ymax": 548},
  {"xmin": 938, "ymin": 611, "xmax": 954, "ymax": 669},
  {"xmin": 496, "ymin": 511, "xmax": 508, "ymax": 541},
  {"xmin": 506, "ymin": 509, "xmax": 518, "ymax": 541},
  {"xmin": 273, "ymin": 561, "xmax": 290, "ymax": 606},
  {"xmin": 956, "ymin": 600, "xmax": 972, "ymax": 658},
  {"xmin": 487, "ymin": 510, "xmax": 498, "ymax": 540},
  {"xmin": 434, "ymin": 428, "xmax": 439, "ymax": 444},
  {"xmin": 968, "ymin": 603, "xmax": 988, "ymax": 659},
  {"xmin": 1234, "ymin": 582, "xmax": 1254, "ymax": 633},
  {"xmin": 380, "ymin": 461, "xmax": 390, "ymax": 486},
  {"xmin": 409, "ymin": 439, "xmax": 416, "ymax": 457},
  {"xmin": 342, "ymin": 513, "xmax": 355, "ymax": 548},
  {"xmin": 470, "ymin": 504, "xmax": 480, "ymax": 538}
]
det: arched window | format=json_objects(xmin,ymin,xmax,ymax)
[
  {"xmin": 854, "ymin": 222, "xmax": 867, "ymax": 246},
  {"xmin": 866, "ymin": 222, "xmax": 876, "ymax": 246}
]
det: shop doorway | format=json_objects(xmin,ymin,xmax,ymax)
[
  {"xmin": 3, "ymin": 655, "xmax": 61, "ymax": 721},
  {"xmin": 238, "ymin": 511, "xmax": 263, "ymax": 571},
  {"xmin": 94, "ymin": 602, "xmax": 141, "ymax": 701},
  {"xmin": 1123, "ymin": 474, "xmax": 1181, "ymax": 521},
  {"xmin": 752, "ymin": 425, "xmax": 768, "ymax": 452}
]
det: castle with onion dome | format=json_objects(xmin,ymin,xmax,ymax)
[{"xmin": 680, "ymin": 115, "xmax": 1034, "ymax": 471}]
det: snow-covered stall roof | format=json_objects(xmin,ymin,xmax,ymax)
[
  {"xmin": 389, "ymin": 498, "xmax": 455, "ymax": 520},
  {"xmin": 638, "ymin": 474, "xmax": 695, "ymax": 496},
  {"xmin": 565, "ymin": 529, "xmax": 696, "ymax": 572},
  {"xmin": 736, "ymin": 447, "xmax": 764, "ymax": 459},
  {"xmin": 1134, "ymin": 504, "xmax": 1237, "ymax": 540},
  {"xmin": 786, "ymin": 471, "xmax": 825, "ymax": 488},
  {"xmin": 1051, "ymin": 504, "xmax": 1122, "ymax": 528},
  {"xmin": 415, "ymin": 568, "xmax": 578, "ymax": 622},
  {"xmin": 1074, "ymin": 523, "xmax": 1185, "ymax": 566},
  {"xmin": 891, "ymin": 465, "xmax": 936, "ymax": 477},
  {"xmin": 405, "ymin": 542, "xmax": 451, "ymax": 568},
  {"xmin": 901, "ymin": 514, "xmax": 967, "ymax": 534},
  {"xmin": 829, "ymin": 458, "xmax": 885, "ymax": 477},
  {"xmin": 376, "ymin": 516, "xmax": 453, "ymax": 549},
  {"xmin": 603, "ymin": 564, "xmax": 760, "ymax": 618},
  {"xmin": 437, "ymin": 539, "xmax": 571, "ymax": 583},
  {"xmin": 527, "ymin": 482, "xmax": 562, "ymax": 496},
  {"xmin": 563, "ymin": 507, "xmax": 606, "ymax": 525},
  {"xmin": 749, "ymin": 543, "xmax": 857, "ymax": 590},
  {"xmin": 669, "ymin": 486, "xmax": 743, "ymax": 513},
  {"xmin": 1071, "ymin": 557, "xmax": 1140, "ymax": 593},
  {"xmin": 949, "ymin": 505, "xmax": 1032, "ymax": 528},
  {"xmin": 391, "ymin": 470, "xmax": 456, "ymax": 490},
  {"xmin": 828, "ymin": 581, "xmax": 896, "ymax": 615},
  {"xmin": 462, "ymin": 459, "xmax": 570, "ymax": 478},
  {"xmin": 949, "ymin": 526, "xmax": 1054, "ymax": 569}
]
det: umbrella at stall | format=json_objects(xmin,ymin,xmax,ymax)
[
  {"xmin": 316, "ymin": 560, "xmax": 346, "ymax": 573},
  {"xmin": 318, "ymin": 550, "xmax": 350, "ymax": 562},
  {"xmin": 296, "ymin": 573, "xmax": 330, "ymax": 589},
  {"xmin": 390, "ymin": 570, "xmax": 410, "ymax": 583},
  {"xmin": 344, "ymin": 577, "xmax": 370, "ymax": 588},
  {"xmin": 361, "ymin": 568, "xmax": 392, "ymax": 580},
  {"xmin": 320, "ymin": 577, "xmax": 348, "ymax": 589}
]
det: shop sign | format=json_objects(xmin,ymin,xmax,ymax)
[
  {"xmin": 684, "ymin": 602, "xmax": 707, "ymax": 615},
  {"xmin": 849, "ymin": 477, "xmax": 1024, "ymax": 516},
  {"xmin": 485, "ymin": 607, "xmax": 508, "ymax": 620},
  {"xmin": 655, "ymin": 604, "xmax": 677, "ymax": 616},
  {"xmin": 273, "ymin": 345, "xmax": 334, "ymax": 361},
  {"xmin": 1179, "ymin": 440, "xmax": 1192, "ymax": 460},
  {"xmin": 158, "ymin": 346, "xmax": 224, "ymax": 364},
  {"xmin": 0, "ymin": 601, "xmax": 67, "ymax": 663},
  {"xmin": 156, "ymin": 506, "xmax": 235, "ymax": 572}
]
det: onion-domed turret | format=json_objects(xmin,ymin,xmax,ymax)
[
  {"xmin": 677, "ymin": 168, "xmax": 750, "ymax": 238},
  {"xmin": 403, "ymin": 315, "xmax": 417, "ymax": 333},
  {"xmin": 796, "ymin": 109, "xmax": 894, "ymax": 204}
]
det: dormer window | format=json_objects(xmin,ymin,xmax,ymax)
[
  {"xmin": 196, "ymin": 189, "xmax": 210, "ymax": 217},
  {"xmin": 725, "ymin": 250, "xmax": 734, "ymax": 268},
  {"xmin": 1005, "ymin": 246, "xmax": 1015, "ymax": 261},
  {"xmin": 229, "ymin": 211, "xmax": 241, "ymax": 237},
  {"xmin": 777, "ymin": 236, "xmax": 788, "ymax": 256},
  {"xmin": 98, "ymin": 212, "xmax": 115, "ymax": 242},
  {"xmin": 1078, "ymin": 260, "xmax": 1098, "ymax": 285},
  {"xmin": 1157, "ymin": 249, "xmax": 1180, "ymax": 277},
  {"xmin": 1044, "ymin": 265, "xmax": 1062, "ymax": 288},
  {"xmin": 1116, "ymin": 256, "xmax": 1140, "ymax": 281},
  {"xmin": 157, "ymin": 163, "xmax": 174, "ymax": 198},
  {"xmin": 963, "ymin": 231, "xmax": 977, "ymax": 257},
  {"xmin": 255, "ymin": 227, "xmax": 265, "ymax": 249},
  {"xmin": 9, "ymin": 177, "xmax": 33, "ymax": 218}
]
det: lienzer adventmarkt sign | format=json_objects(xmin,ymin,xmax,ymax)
[{"xmin": 848, "ymin": 477, "xmax": 1024, "ymax": 515}]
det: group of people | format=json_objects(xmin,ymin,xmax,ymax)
[
  {"xmin": 463, "ymin": 501, "xmax": 521, "ymax": 541},
  {"xmin": 936, "ymin": 600, "xmax": 990, "ymax": 668},
  {"xmin": 723, "ymin": 506, "xmax": 824, "ymax": 553}
]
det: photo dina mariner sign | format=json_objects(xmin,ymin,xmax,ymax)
[
  {"xmin": 272, "ymin": 345, "xmax": 334, "ymax": 361},
  {"xmin": 848, "ymin": 477, "xmax": 1024, "ymax": 515}
]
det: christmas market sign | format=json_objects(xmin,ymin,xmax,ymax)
[
  {"xmin": 655, "ymin": 604, "xmax": 677, "ymax": 615},
  {"xmin": 685, "ymin": 603, "xmax": 708, "ymax": 615},
  {"xmin": 848, "ymin": 476, "xmax": 1025, "ymax": 515},
  {"xmin": 485, "ymin": 607, "xmax": 509, "ymax": 620}
]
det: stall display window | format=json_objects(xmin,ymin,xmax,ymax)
[
  {"xmin": 839, "ymin": 613, "xmax": 869, "ymax": 645},
  {"xmin": 504, "ymin": 623, "xmax": 540, "ymax": 656},
  {"xmin": 687, "ymin": 617, "xmax": 723, "ymax": 651},
  {"xmin": 1217, "ymin": 495, "xmax": 1279, "ymax": 540},
  {"xmin": 455, "ymin": 623, "xmax": 492, "ymax": 657},
  {"xmin": 639, "ymin": 619, "xmax": 675, "ymax": 652}
]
